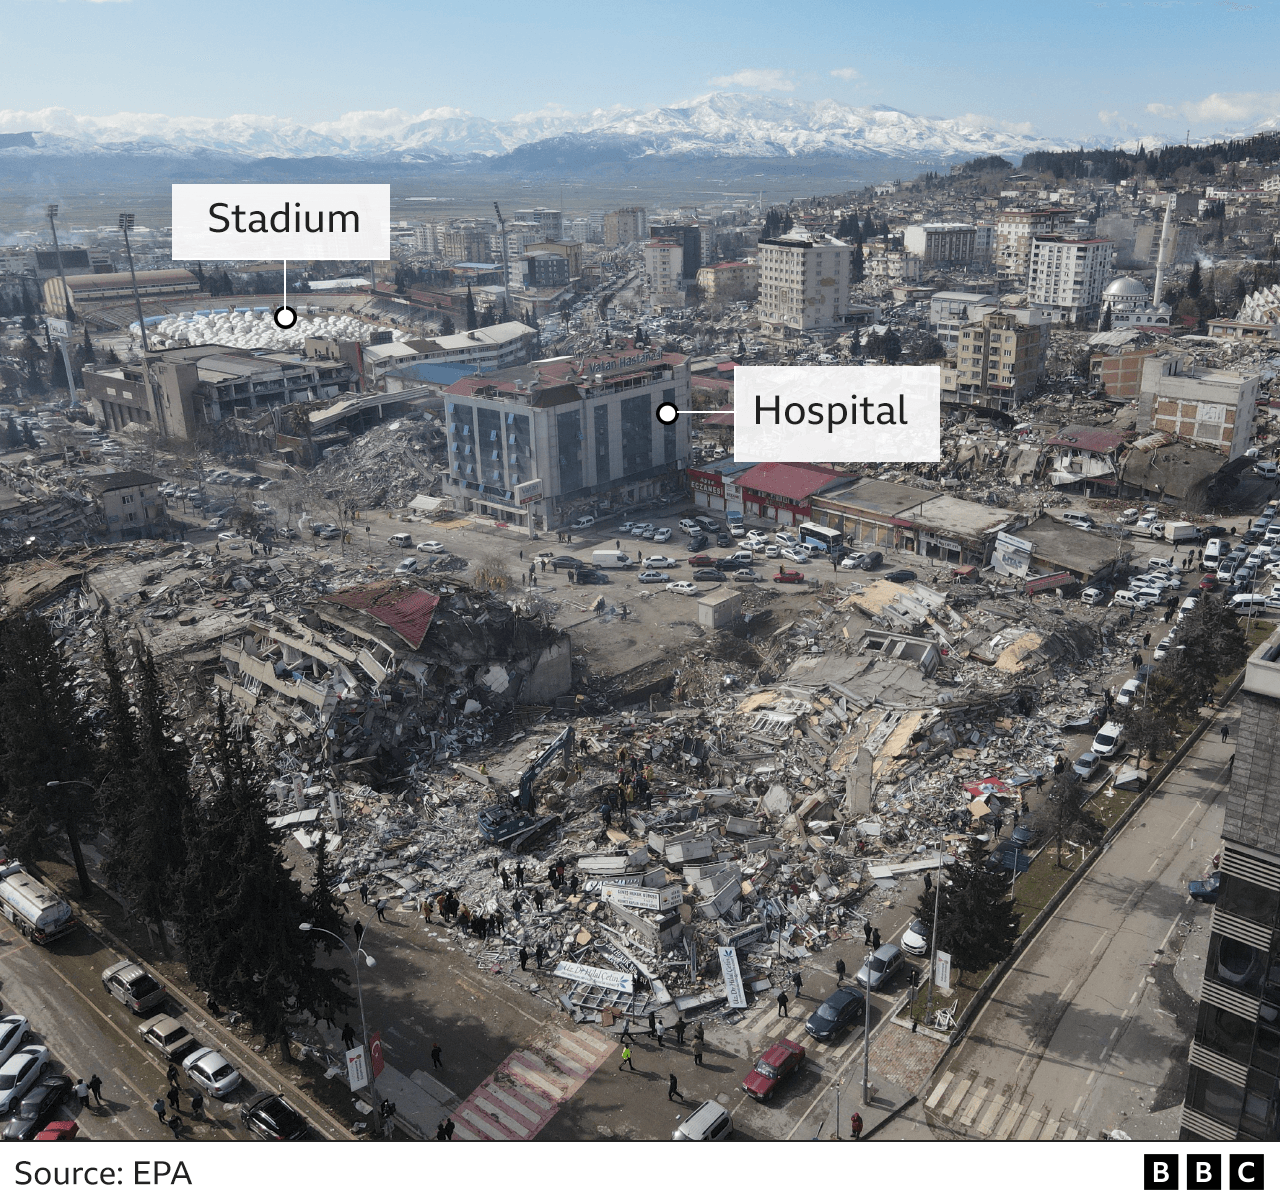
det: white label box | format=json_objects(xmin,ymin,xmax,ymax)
[
  {"xmin": 733, "ymin": 365, "xmax": 941, "ymax": 463},
  {"xmin": 171, "ymin": 184, "xmax": 391, "ymax": 260}
]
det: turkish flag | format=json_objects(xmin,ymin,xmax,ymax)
[{"xmin": 370, "ymin": 1031, "xmax": 385, "ymax": 1078}]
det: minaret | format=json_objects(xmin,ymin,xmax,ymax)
[{"xmin": 1152, "ymin": 194, "xmax": 1175, "ymax": 308}]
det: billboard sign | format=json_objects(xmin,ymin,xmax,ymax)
[
  {"xmin": 345, "ymin": 1046, "xmax": 369, "ymax": 1092},
  {"xmin": 600, "ymin": 883, "xmax": 683, "ymax": 912},
  {"xmin": 514, "ymin": 478, "xmax": 543, "ymax": 505},
  {"xmin": 552, "ymin": 961, "xmax": 634, "ymax": 993},
  {"xmin": 719, "ymin": 946, "xmax": 747, "ymax": 1009},
  {"xmin": 935, "ymin": 950, "xmax": 952, "ymax": 992}
]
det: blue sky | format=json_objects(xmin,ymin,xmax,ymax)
[{"xmin": 3, "ymin": 0, "xmax": 1278, "ymax": 138}]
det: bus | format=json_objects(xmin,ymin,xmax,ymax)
[{"xmin": 797, "ymin": 522, "xmax": 844, "ymax": 555}]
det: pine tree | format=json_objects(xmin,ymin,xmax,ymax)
[
  {"xmin": 22, "ymin": 423, "xmax": 37, "ymax": 449},
  {"xmin": 3, "ymin": 416, "xmax": 18, "ymax": 449},
  {"xmin": 81, "ymin": 326, "xmax": 94, "ymax": 366},
  {"xmin": 1187, "ymin": 260, "xmax": 1203, "ymax": 299},
  {"xmin": 1176, "ymin": 593, "xmax": 1248, "ymax": 704},
  {"xmin": 50, "ymin": 350, "xmax": 69, "ymax": 392},
  {"xmin": 0, "ymin": 615, "xmax": 99, "ymax": 896},
  {"xmin": 439, "ymin": 315, "xmax": 455, "ymax": 336},
  {"xmin": 1098, "ymin": 305, "xmax": 1112, "ymax": 332},
  {"xmin": 851, "ymin": 243, "xmax": 865, "ymax": 284},
  {"xmin": 95, "ymin": 628, "xmax": 137, "ymax": 832},
  {"xmin": 913, "ymin": 857, "xmax": 1019, "ymax": 987},
  {"xmin": 465, "ymin": 284, "xmax": 477, "ymax": 331},
  {"xmin": 179, "ymin": 704, "xmax": 350, "ymax": 1056},
  {"xmin": 302, "ymin": 829, "xmax": 347, "ymax": 941}
]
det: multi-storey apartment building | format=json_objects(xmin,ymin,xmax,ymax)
[
  {"xmin": 903, "ymin": 222, "xmax": 976, "ymax": 265},
  {"xmin": 604, "ymin": 207, "xmax": 648, "ymax": 248},
  {"xmin": 755, "ymin": 225, "xmax": 853, "ymax": 340},
  {"xmin": 994, "ymin": 208, "xmax": 1077, "ymax": 275},
  {"xmin": 1027, "ymin": 233, "xmax": 1115, "ymax": 325},
  {"xmin": 1137, "ymin": 354, "xmax": 1261, "ymax": 462},
  {"xmin": 943, "ymin": 310, "xmax": 1047, "ymax": 408},
  {"xmin": 643, "ymin": 240, "xmax": 685, "ymax": 303}
]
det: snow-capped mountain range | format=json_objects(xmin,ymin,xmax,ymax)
[{"xmin": 0, "ymin": 93, "xmax": 1124, "ymax": 164}]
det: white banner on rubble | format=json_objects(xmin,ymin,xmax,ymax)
[
  {"xmin": 719, "ymin": 947, "xmax": 747, "ymax": 1009},
  {"xmin": 991, "ymin": 531, "xmax": 1033, "ymax": 578},
  {"xmin": 553, "ymin": 962, "xmax": 634, "ymax": 993},
  {"xmin": 345, "ymin": 1046, "xmax": 369, "ymax": 1092},
  {"xmin": 934, "ymin": 950, "xmax": 952, "ymax": 993},
  {"xmin": 600, "ymin": 883, "xmax": 682, "ymax": 912}
]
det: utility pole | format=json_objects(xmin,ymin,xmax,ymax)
[
  {"xmin": 923, "ymin": 843, "xmax": 944, "ymax": 1022},
  {"xmin": 45, "ymin": 205, "xmax": 80, "ymax": 406},
  {"xmin": 119, "ymin": 213, "xmax": 167, "ymax": 438}
]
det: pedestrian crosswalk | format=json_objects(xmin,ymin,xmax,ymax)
[
  {"xmin": 733, "ymin": 995, "xmax": 867, "ymax": 1074},
  {"xmin": 450, "ymin": 1027, "xmax": 615, "ymax": 1141},
  {"xmin": 923, "ymin": 1070, "xmax": 1086, "ymax": 1140}
]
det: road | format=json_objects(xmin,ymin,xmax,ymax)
[
  {"xmin": 920, "ymin": 706, "xmax": 1232, "ymax": 1141},
  {"xmin": 0, "ymin": 916, "xmax": 248, "ymax": 1141}
]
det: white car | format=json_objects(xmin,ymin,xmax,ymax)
[
  {"xmin": 206, "ymin": 518, "xmax": 225, "ymax": 530},
  {"xmin": 217, "ymin": 531, "xmax": 237, "ymax": 542},
  {"xmin": 729, "ymin": 523, "xmax": 746, "ymax": 538},
  {"xmin": 1092, "ymin": 722, "xmax": 1126, "ymax": 758},
  {"xmin": 733, "ymin": 568, "xmax": 762, "ymax": 582},
  {"xmin": 395, "ymin": 557, "xmax": 418, "ymax": 575},
  {"xmin": 653, "ymin": 528, "xmax": 673, "ymax": 543},
  {"xmin": 765, "ymin": 544, "xmax": 782, "ymax": 558},
  {"xmin": 0, "ymin": 1046, "xmax": 49, "ymax": 1116},
  {"xmin": 1115, "ymin": 678, "xmax": 1143, "ymax": 707},
  {"xmin": 678, "ymin": 520, "xmax": 701, "ymax": 535},
  {"xmin": 666, "ymin": 580, "xmax": 699, "ymax": 595},
  {"xmin": 780, "ymin": 547, "xmax": 810, "ymax": 564},
  {"xmin": 571, "ymin": 516, "xmax": 595, "ymax": 529},
  {"xmin": 642, "ymin": 555, "xmax": 677, "ymax": 569},
  {"xmin": 416, "ymin": 540, "xmax": 445, "ymax": 554},
  {"xmin": 775, "ymin": 532, "xmax": 798, "ymax": 548},
  {"xmin": 252, "ymin": 501, "xmax": 273, "ymax": 514},
  {"xmin": 0, "ymin": 1017, "xmax": 29, "ymax": 1065},
  {"xmin": 1153, "ymin": 635, "xmax": 1175, "ymax": 661},
  {"xmin": 637, "ymin": 571, "xmax": 670, "ymax": 584},
  {"xmin": 1246, "ymin": 550, "xmax": 1266, "ymax": 570},
  {"xmin": 182, "ymin": 1047, "xmax": 243, "ymax": 1099}
]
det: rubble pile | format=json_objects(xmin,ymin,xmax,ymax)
[
  {"xmin": 307, "ymin": 418, "xmax": 447, "ymax": 511},
  {"xmin": 0, "ymin": 458, "xmax": 105, "ymax": 554}
]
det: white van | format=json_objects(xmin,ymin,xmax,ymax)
[
  {"xmin": 1256, "ymin": 462, "xmax": 1279, "ymax": 480},
  {"xmin": 591, "ymin": 550, "xmax": 633, "ymax": 569},
  {"xmin": 1230, "ymin": 593, "xmax": 1271, "ymax": 615},
  {"xmin": 1060, "ymin": 510, "xmax": 1095, "ymax": 527},
  {"xmin": 1204, "ymin": 538, "xmax": 1228, "ymax": 570},
  {"xmin": 1147, "ymin": 556, "xmax": 1174, "ymax": 572},
  {"xmin": 672, "ymin": 1099, "xmax": 733, "ymax": 1141},
  {"xmin": 387, "ymin": 532, "xmax": 413, "ymax": 548},
  {"xmin": 1111, "ymin": 590, "xmax": 1149, "ymax": 610},
  {"xmin": 571, "ymin": 515, "xmax": 596, "ymax": 529}
]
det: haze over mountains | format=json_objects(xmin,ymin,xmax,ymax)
[{"xmin": 0, "ymin": 93, "xmax": 1143, "ymax": 171}]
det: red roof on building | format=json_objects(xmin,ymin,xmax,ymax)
[
  {"xmin": 735, "ymin": 463, "xmax": 845, "ymax": 501},
  {"xmin": 1043, "ymin": 426, "xmax": 1130, "ymax": 454},
  {"xmin": 328, "ymin": 581, "xmax": 440, "ymax": 650}
]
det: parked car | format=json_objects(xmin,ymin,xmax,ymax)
[
  {"xmin": 741, "ymin": 1039, "xmax": 806, "ymax": 1101},
  {"xmin": 728, "ymin": 523, "xmax": 746, "ymax": 538},
  {"xmin": 1009, "ymin": 823, "xmax": 1041, "ymax": 849},
  {"xmin": 804, "ymin": 987, "xmax": 866, "ymax": 1041},
  {"xmin": 394, "ymin": 557, "xmax": 418, "ymax": 575},
  {"xmin": 240, "ymin": 1091, "xmax": 310, "ymax": 1140},
  {"xmin": 1072, "ymin": 750, "xmax": 1103, "ymax": 780},
  {"xmin": 697, "ymin": 518, "xmax": 722, "ymax": 534},
  {"xmin": 1188, "ymin": 872, "xmax": 1221, "ymax": 903},
  {"xmin": 780, "ymin": 546, "xmax": 810, "ymax": 564},
  {"xmin": 641, "ymin": 555, "xmax": 676, "ymax": 569},
  {"xmin": 574, "ymin": 570, "xmax": 609, "ymax": 585},
  {"xmin": 1080, "ymin": 587, "xmax": 1105, "ymax": 606},
  {"xmin": 548, "ymin": 556, "xmax": 585, "ymax": 569},
  {"xmin": 2, "ymin": 1075, "xmax": 71, "ymax": 1141},
  {"xmin": 1092, "ymin": 721, "xmax": 1126, "ymax": 758},
  {"xmin": 840, "ymin": 553, "xmax": 865, "ymax": 569},
  {"xmin": 688, "ymin": 554, "xmax": 717, "ymax": 568},
  {"xmin": 884, "ymin": 569, "xmax": 917, "ymax": 584},
  {"xmin": 138, "ymin": 1016, "xmax": 199, "ymax": 1061},
  {"xmin": 855, "ymin": 944, "xmax": 904, "ymax": 991},
  {"xmin": 733, "ymin": 569, "xmax": 762, "ymax": 582},
  {"xmin": 764, "ymin": 544, "xmax": 781, "ymax": 558},
  {"xmin": 667, "ymin": 581, "xmax": 699, "ymax": 595},
  {"xmin": 101, "ymin": 960, "xmax": 166, "ymax": 1015},
  {"xmin": 716, "ymin": 533, "xmax": 732, "ymax": 547},
  {"xmin": 1199, "ymin": 574, "xmax": 1218, "ymax": 591},
  {"xmin": 678, "ymin": 519, "xmax": 701, "ymax": 535},
  {"xmin": 32, "ymin": 1120, "xmax": 76, "ymax": 1141},
  {"xmin": 775, "ymin": 532, "xmax": 798, "ymax": 547},
  {"xmin": 0, "ymin": 1018, "xmax": 29, "ymax": 1065},
  {"xmin": 182, "ymin": 1047, "xmax": 243, "ymax": 1099},
  {"xmin": 773, "ymin": 570, "xmax": 805, "ymax": 584},
  {"xmin": 0, "ymin": 1047, "xmax": 50, "ymax": 1117},
  {"xmin": 637, "ymin": 571, "xmax": 670, "ymax": 584},
  {"xmin": 653, "ymin": 528, "xmax": 673, "ymax": 543},
  {"xmin": 205, "ymin": 518, "xmax": 225, "ymax": 531},
  {"xmin": 416, "ymin": 540, "xmax": 445, "ymax": 554},
  {"xmin": 900, "ymin": 920, "xmax": 929, "ymax": 958},
  {"xmin": 672, "ymin": 1099, "xmax": 733, "ymax": 1141},
  {"xmin": 1115, "ymin": 678, "xmax": 1143, "ymax": 707},
  {"xmin": 687, "ymin": 535, "xmax": 709, "ymax": 552},
  {"xmin": 693, "ymin": 569, "xmax": 727, "ymax": 582},
  {"xmin": 571, "ymin": 516, "xmax": 595, "ymax": 529}
]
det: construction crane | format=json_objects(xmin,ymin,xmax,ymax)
[{"xmin": 493, "ymin": 201, "xmax": 510, "ymax": 303}]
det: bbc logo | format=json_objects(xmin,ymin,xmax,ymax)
[{"xmin": 1144, "ymin": 1155, "xmax": 1264, "ymax": 1191}]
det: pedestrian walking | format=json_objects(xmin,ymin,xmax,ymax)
[
  {"xmin": 167, "ymin": 1063, "xmax": 180, "ymax": 1088},
  {"xmin": 519, "ymin": 550, "xmax": 523, "ymax": 561},
  {"xmin": 777, "ymin": 990, "xmax": 789, "ymax": 1017},
  {"xmin": 835, "ymin": 958, "xmax": 846, "ymax": 984},
  {"xmin": 88, "ymin": 1074, "xmax": 103, "ymax": 1106},
  {"xmin": 791, "ymin": 971, "xmax": 803, "ymax": 999},
  {"xmin": 600, "ymin": 800, "xmax": 612, "ymax": 830},
  {"xmin": 167, "ymin": 1084, "xmax": 182, "ymax": 1113},
  {"xmin": 501, "ymin": 867, "xmax": 510, "ymax": 890},
  {"xmin": 1223, "ymin": 723, "xmax": 1231, "ymax": 742},
  {"xmin": 923, "ymin": 871, "xmax": 933, "ymax": 892},
  {"xmin": 668, "ymin": 1073, "xmax": 685, "ymax": 1102},
  {"xmin": 691, "ymin": 1037, "xmax": 704, "ymax": 1066},
  {"xmin": 190, "ymin": 1093, "xmax": 204, "ymax": 1122},
  {"xmin": 616, "ymin": 539, "xmax": 620, "ymax": 550},
  {"xmin": 431, "ymin": 1043, "xmax": 443, "ymax": 1070},
  {"xmin": 849, "ymin": 1111, "xmax": 864, "ymax": 1140},
  {"xmin": 153, "ymin": 1098, "xmax": 167, "ymax": 1124},
  {"xmin": 674, "ymin": 1016, "xmax": 687, "ymax": 1046},
  {"xmin": 437, "ymin": 1121, "xmax": 449, "ymax": 1141},
  {"xmin": 872, "ymin": 928, "xmax": 882, "ymax": 952},
  {"xmin": 648, "ymin": 1012, "xmax": 657, "ymax": 1039},
  {"xmin": 515, "ymin": 862, "xmax": 525, "ymax": 888},
  {"xmin": 519, "ymin": 946, "xmax": 529, "ymax": 971},
  {"xmin": 569, "ymin": 873, "xmax": 579, "ymax": 895},
  {"xmin": 375, "ymin": 897, "xmax": 388, "ymax": 923},
  {"xmin": 1143, "ymin": 631, "xmax": 1151, "ymax": 649},
  {"xmin": 533, "ymin": 889, "xmax": 544, "ymax": 912},
  {"xmin": 655, "ymin": 1018, "xmax": 667, "ymax": 1047},
  {"xmin": 353, "ymin": 919, "xmax": 364, "ymax": 944},
  {"xmin": 421, "ymin": 895, "xmax": 433, "ymax": 925},
  {"xmin": 1035, "ymin": 772, "xmax": 1045, "ymax": 792},
  {"xmin": 620, "ymin": 1018, "xmax": 633, "ymax": 1045},
  {"xmin": 444, "ymin": 1118, "xmax": 455, "ymax": 1140},
  {"xmin": 342, "ymin": 1023, "xmax": 356, "ymax": 1050},
  {"xmin": 694, "ymin": 1022, "xmax": 704, "ymax": 1043},
  {"xmin": 863, "ymin": 919, "xmax": 873, "ymax": 946},
  {"xmin": 621, "ymin": 1045, "xmax": 635, "ymax": 1072},
  {"xmin": 359, "ymin": 882, "xmax": 369, "ymax": 906},
  {"xmin": 74, "ymin": 1079, "xmax": 89, "ymax": 1105},
  {"xmin": 535, "ymin": 943, "xmax": 545, "ymax": 969},
  {"xmin": 167, "ymin": 1114, "xmax": 184, "ymax": 1139}
]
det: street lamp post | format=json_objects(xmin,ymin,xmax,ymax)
[
  {"xmin": 299, "ymin": 923, "xmax": 382, "ymax": 1136},
  {"xmin": 862, "ymin": 954, "xmax": 872, "ymax": 1104}
]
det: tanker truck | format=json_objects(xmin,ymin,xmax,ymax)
[{"xmin": 0, "ymin": 863, "xmax": 77, "ymax": 944}]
